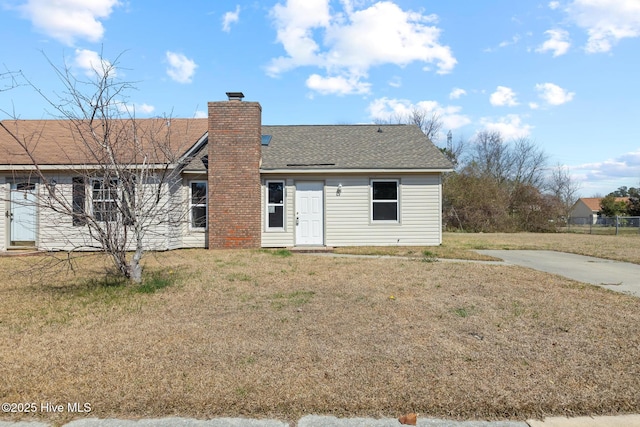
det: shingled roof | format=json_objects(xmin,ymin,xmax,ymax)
[
  {"xmin": 0, "ymin": 119, "xmax": 208, "ymax": 166},
  {"xmin": 260, "ymin": 124, "xmax": 452, "ymax": 170},
  {"xmin": 2, "ymin": 119, "xmax": 452, "ymax": 172}
]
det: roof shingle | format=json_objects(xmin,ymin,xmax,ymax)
[
  {"xmin": 260, "ymin": 124, "xmax": 453, "ymax": 170},
  {"xmin": 1, "ymin": 120, "xmax": 453, "ymax": 171}
]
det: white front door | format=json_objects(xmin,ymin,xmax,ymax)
[
  {"xmin": 295, "ymin": 182, "xmax": 324, "ymax": 245},
  {"xmin": 10, "ymin": 182, "xmax": 37, "ymax": 246}
]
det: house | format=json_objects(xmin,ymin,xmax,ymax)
[
  {"xmin": 569, "ymin": 197, "xmax": 629, "ymax": 224},
  {"xmin": 0, "ymin": 92, "xmax": 453, "ymax": 252}
]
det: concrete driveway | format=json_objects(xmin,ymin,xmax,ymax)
[{"xmin": 476, "ymin": 250, "xmax": 640, "ymax": 298}]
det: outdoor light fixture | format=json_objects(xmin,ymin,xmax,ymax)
[
  {"xmin": 337, "ymin": 183, "xmax": 342, "ymax": 196},
  {"xmin": 48, "ymin": 179, "xmax": 57, "ymax": 197}
]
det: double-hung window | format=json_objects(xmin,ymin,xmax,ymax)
[
  {"xmin": 371, "ymin": 180, "xmax": 399, "ymax": 222},
  {"xmin": 266, "ymin": 181, "xmax": 285, "ymax": 230},
  {"xmin": 92, "ymin": 179, "xmax": 119, "ymax": 222},
  {"xmin": 190, "ymin": 181, "xmax": 207, "ymax": 229}
]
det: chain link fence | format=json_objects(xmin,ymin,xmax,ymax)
[{"xmin": 564, "ymin": 216, "xmax": 640, "ymax": 235}]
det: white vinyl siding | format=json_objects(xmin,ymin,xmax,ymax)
[
  {"xmin": 260, "ymin": 173, "xmax": 443, "ymax": 247},
  {"xmin": 35, "ymin": 174, "xmax": 178, "ymax": 251},
  {"xmin": 325, "ymin": 174, "xmax": 442, "ymax": 246}
]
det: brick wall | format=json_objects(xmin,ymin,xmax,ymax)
[{"xmin": 207, "ymin": 99, "xmax": 262, "ymax": 248}]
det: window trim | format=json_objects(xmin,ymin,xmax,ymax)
[
  {"xmin": 91, "ymin": 178, "xmax": 119, "ymax": 222},
  {"xmin": 265, "ymin": 180, "xmax": 286, "ymax": 231},
  {"xmin": 370, "ymin": 179, "xmax": 400, "ymax": 223},
  {"xmin": 189, "ymin": 180, "xmax": 208, "ymax": 231}
]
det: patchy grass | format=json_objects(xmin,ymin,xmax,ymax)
[
  {"xmin": 335, "ymin": 232, "xmax": 640, "ymax": 264},
  {"xmin": 443, "ymin": 232, "xmax": 640, "ymax": 264},
  {"xmin": 0, "ymin": 244, "xmax": 639, "ymax": 424},
  {"xmin": 334, "ymin": 243, "xmax": 500, "ymax": 261}
]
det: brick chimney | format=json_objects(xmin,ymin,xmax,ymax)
[{"xmin": 207, "ymin": 92, "xmax": 262, "ymax": 248}]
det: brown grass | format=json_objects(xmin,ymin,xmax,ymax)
[
  {"xmin": 442, "ymin": 232, "xmax": 640, "ymax": 264},
  {"xmin": 0, "ymin": 240, "xmax": 639, "ymax": 425},
  {"xmin": 335, "ymin": 232, "xmax": 640, "ymax": 264}
]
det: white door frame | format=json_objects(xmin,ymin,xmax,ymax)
[
  {"xmin": 8, "ymin": 181, "xmax": 38, "ymax": 247},
  {"xmin": 295, "ymin": 181, "xmax": 324, "ymax": 246}
]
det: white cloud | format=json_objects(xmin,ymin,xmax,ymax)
[
  {"xmin": 449, "ymin": 87, "xmax": 467, "ymax": 99},
  {"xmin": 165, "ymin": 52, "xmax": 197, "ymax": 84},
  {"xmin": 565, "ymin": 0, "xmax": 640, "ymax": 53},
  {"xmin": 479, "ymin": 114, "xmax": 533, "ymax": 139},
  {"xmin": 306, "ymin": 73, "xmax": 371, "ymax": 95},
  {"xmin": 388, "ymin": 76, "xmax": 402, "ymax": 88},
  {"xmin": 116, "ymin": 102, "xmax": 155, "ymax": 115},
  {"xmin": 499, "ymin": 35, "xmax": 521, "ymax": 48},
  {"xmin": 136, "ymin": 104, "xmax": 155, "ymax": 114},
  {"xmin": 536, "ymin": 29, "xmax": 571, "ymax": 56},
  {"xmin": 529, "ymin": 102, "xmax": 540, "ymax": 110},
  {"xmin": 74, "ymin": 49, "xmax": 114, "ymax": 78},
  {"xmin": 367, "ymin": 97, "xmax": 471, "ymax": 135},
  {"xmin": 222, "ymin": 5, "xmax": 241, "ymax": 32},
  {"xmin": 536, "ymin": 82, "xmax": 575, "ymax": 105},
  {"xmin": 484, "ymin": 34, "xmax": 521, "ymax": 53},
  {"xmin": 549, "ymin": 1, "xmax": 560, "ymax": 10},
  {"xmin": 576, "ymin": 150, "xmax": 640, "ymax": 184},
  {"xmin": 490, "ymin": 86, "xmax": 519, "ymax": 107},
  {"xmin": 17, "ymin": 0, "xmax": 120, "ymax": 45},
  {"xmin": 194, "ymin": 110, "xmax": 207, "ymax": 119},
  {"xmin": 268, "ymin": 0, "xmax": 456, "ymax": 95}
]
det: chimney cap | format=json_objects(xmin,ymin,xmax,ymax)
[{"xmin": 226, "ymin": 92, "xmax": 245, "ymax": 101}]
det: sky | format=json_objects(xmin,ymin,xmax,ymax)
[{"xmin": 1, "ymin": 0, "xmax": 640, "ymax": 197}]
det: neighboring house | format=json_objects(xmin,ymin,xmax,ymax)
[
  {"xmin": 569, "ymin": 197, "xmax": 629, "ymax": 224},
  {"xmin": 0, "ymin": 92, "xmax": 453, "ymax": 252}
]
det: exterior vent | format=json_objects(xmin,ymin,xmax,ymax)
[{"xmin": 226, "ymin": 92, "xmax": 244, "ymax": 101}]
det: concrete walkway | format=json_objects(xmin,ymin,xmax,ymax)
[{"xmin": 476, "ymin": 250, "xmax": 640, "ymax": 297}]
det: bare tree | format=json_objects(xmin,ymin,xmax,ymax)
[
  {"xmin": 0, "ymin": 55, "xmax": 196, "ymax": 283},
  {"xmin": 409, "ymin": 109, "xmax": 442, "ymax": 142},
  {"xmin": 510, "ymin": 136, "xmax": 549, "ymax": 188},
  {"xmin": 546, "ymin": 163, "xmax": 581, "ymax": 220},
  {"xmin": 374, "ymin": 107, "xmax": 443, "ymax": 142},
  {"xmin": 468, "ymin": 131, "xmax": 547, "ymax": 187},
  {"xmin": 0, "ymin": 68, "xmax": 21, "ymax": 92},
  {"xmin": 468, "ymin": 131, "xmax": 513, "ymax": 184}
]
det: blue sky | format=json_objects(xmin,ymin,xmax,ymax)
[{"xmin": 1, "ymin": 0, "xmax": 639, "ymax": 197}]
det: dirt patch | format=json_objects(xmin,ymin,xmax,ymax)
[{"xmin": 1, "ymin": 249, "xmax": 639, "ymax": 424}]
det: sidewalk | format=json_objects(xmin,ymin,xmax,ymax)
[{"xmin": 2, "ymin": 414, "xmax": 640, "ymax": 427}]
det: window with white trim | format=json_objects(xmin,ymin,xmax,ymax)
[
  {"xmin": 92, "ymin": 178, "xmax": 119, "ymax": 222},
  {"xmin": 190, "ymin": 181, "xmax": 207, "ymax": 229},
  {"xmin": 266, "ymin": 181, "xmax": 285, "ymax": 230},
  {"xmin": 371, "ymin": 180, "xmax": 399, "ymax": 222}
]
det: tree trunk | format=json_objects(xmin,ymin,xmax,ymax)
[{"xmin": 129, "ymin": 237, "xmax": 144, "ymax": 284}]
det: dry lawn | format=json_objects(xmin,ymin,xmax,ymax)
[
  {"xmin": 336, "ymin": 232, "xmax": 640, "ymax": 264},
  {"xmin": 0, "ymin": 239, "xmax": 639, "ymax": 425}
]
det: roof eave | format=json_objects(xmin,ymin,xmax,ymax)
[{"xmin": 260, "ymin": 167, "xmax": 453, "ymax": 174}]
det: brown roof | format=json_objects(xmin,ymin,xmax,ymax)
[
  {"xmin": 579, "ymin": 197, "xmax": 629, "ymax": 212},
  {"xmin": 0, "ymin": 118, "xmax": 208, "ymax": 166}
]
